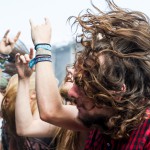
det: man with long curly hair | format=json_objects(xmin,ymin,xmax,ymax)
[{"xmin": 18, "ymin": 0, "xmax": 150, "ymax": 149}]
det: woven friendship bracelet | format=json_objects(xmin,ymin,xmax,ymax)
[
  {"xmin": 29, "ymin": 55, "xmax": 52, "ymax": 68},
  {"xmin": 29, "ymin": 58, "xmax": 36, "ymax": 68},
  {"xmin": 0, "ymin": 54, "xmax": 10, "ymax": 59},
  {"xmin": 35, "ymin": 43, "xmax": 51, "ymax": 51},
  {"xmin": 35, "ymin": 57, "xmax": 52, "ymax": 65}
]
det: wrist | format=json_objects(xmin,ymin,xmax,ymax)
[
  {"xmin": 34, "ymin": 41, "xmax": 50, "ymax": 45},
  {"xmin": 18, "ymin": 76, "xmax": 31, "ymax": 81},
  {"xmin": 0, "ymin": 54, "xmax": 9, "ymax": 70},
  {"xmin": 35, "ymin": 43, "xmax": 51, "ymax": 51},
  {"xmin": 18, "ymin": 77, "xmax": 30, "ymax": 88}
]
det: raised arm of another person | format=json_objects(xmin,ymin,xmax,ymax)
[
  {"xmin": 15, "ymin": 50, "xmax": 56, "ymax": 137},
  {"xmin": 0, "ymin": 29, "xmax": 20, "ymax": 71},
  {"xmin": 0, "ymin": 29, "xmax": 20, "ymax": 107},
  {"xmin": 0, "ymin": 29, "xmax": 21, "ymax": 55},
  {"xmin": 30, "ymin": 18, "xmax": 87, "ymax": 131}
]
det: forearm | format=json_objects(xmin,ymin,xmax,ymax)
[
  {"xmin": 31, "ymin": 19, "xmax": 87, "ymax": 130},
  {"xmin": 15, "ymin": 78, "xmax": 33, "ymax": 134},
  {"xmin": 35, "ymin": 55, "xmax": 87, "ymax": 131},
  {"xmin": 36, "ymin": 59, "xmax": 63, "ymax": 119},
  {"xmin": 15, "ymin": 70, "xmax": 57, "ymax": 137}
]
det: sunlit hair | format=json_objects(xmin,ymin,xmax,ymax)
[
  {"xmin": 53, "ymin": 128, "xmax": 80, "ymax": 150},
  {"xmin": 53, "ymin": 80, "xmax": 81, "ymax": 150},
  {"xmin": 1, "ymin": 73, "xmax": 37, "ymax": 139},
  {"xmin": 68, "ymin": 0, "xmax": 150, "ymax": 139}
]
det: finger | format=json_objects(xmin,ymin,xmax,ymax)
[
  {"xmin": 45, "ymin": 18, "xmax": 50, "ymax": 25},
  {"xmin": 15, "ymin": 53, "xmax": 21, "ymax": 64},
  {"xmin": 29, "ymin": 48, "xmax": 34, "ymax": 59},
  {"xmin": 14, "ymin": 31, "xmax": 21, "ymax": 42},
  {"xmin": 6, "ymin": 37, "xmax": 9, "ymax": 44},
  {"xmin": 24, "ymin": 54, "xmax": 30, "ymax": 62},
  {"xmin": 20, "ymin": 55, "xmax": 27, "ymax": 64},
  {"xmin": 32, "ymin": 66, "xmax": 35, "ymax": 71},
  {"xmin": 29, "ymin": 19, "xmax": 35, "ymax": 28},
  {"xmin": 3, "ymin": 29, "xmax": 10, "ymax": 38},
  {"xmin": 8, "ymin": 38, "xmax": 14, "ymax": 45}
]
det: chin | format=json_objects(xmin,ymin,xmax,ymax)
[{"xmin": 78, "ymin": 112, "xmax": 109, "ymax": 130}]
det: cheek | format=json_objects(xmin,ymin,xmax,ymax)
[{"xmin": 62, "ymin": 82, "xmax": 73, "ymax": 92}]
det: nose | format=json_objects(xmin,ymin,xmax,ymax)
[{"xmin": 68, "ymin": 84, "xmax": 79, "ymax": 99}]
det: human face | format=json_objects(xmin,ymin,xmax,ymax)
[
  {"xmin": 68, "ymin": 83, "xmax": 115, "ymax": 128},
  {"xmin": 59, "ymin": 78, "xmax": 76, "ymax": 105}
]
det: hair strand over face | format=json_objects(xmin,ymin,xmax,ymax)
[{"xmin": 68, "ymin": 0, "xmax": 150, "ymax": 139}]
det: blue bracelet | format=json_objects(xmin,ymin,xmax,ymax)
[
  {"xmin": 35, "ymin": 43, "xmax": 51, "ymax": 51},
  {"xmin": 29, "ymin": 58, "xmax": 36, "ymax": 68},
  {"xmin": 29, "ymin": 56, "xmax": 52, "ymax": 68},
  {"xmin": 35, "ymin": 57, "xmax": 52, "ymax": 64}
]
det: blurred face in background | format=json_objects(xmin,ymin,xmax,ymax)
[{"xmin": 59, "ymin": 68, "xmax": 75, "ymax": 105}]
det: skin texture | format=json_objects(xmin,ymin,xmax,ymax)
[
  {"xmin": 15, "ymin": 48, "xmax": 88, "ymax": 150},
  {"xmin": 30, "ymin": 18, "xmax": 88, "ymax": 131},
  {"xmin": 15, "ymin": 51, "xmax": 56, "ymax": 137},
  {"xmin": 29, "ymin": 18, "xmax": 114, "ymax": 131}
]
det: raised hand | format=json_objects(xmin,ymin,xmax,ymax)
[
  {"xmin": 30, "ymin": 18, "xmax": 51, "ymax": 45},
  {"xmin": 0, "ymin": 30, "xmax": 21, "ymax": 55},
  {"xmin": 15, "ymin": 48, "xmax": 34, "ymax": 79}
]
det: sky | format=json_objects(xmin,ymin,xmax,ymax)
[{"xmin": 0, "ymin": 0, "xmax": 150, "ymax": 48}]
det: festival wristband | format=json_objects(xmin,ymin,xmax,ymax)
[
  {"xmin": 35, "ymin": 43, "xmax": 51, "ymax": 51},
  {"xmin": 29, "ymin": 55, "xmax": 52, "ymax": 68}
]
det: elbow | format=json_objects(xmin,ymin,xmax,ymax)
[
  {"xmin": 39, "ymin": 109, "xmax": 58, "ymax": 123},
  {"xmin": 16, "ymin": 125, "xmax": 30, "ymax": 137},
  {"xmin": 39, "ymin": 110, "xmax": 51, "ymax": 122},
  {"xmin": 38, "ymin": 97, "xmax": 63, "ymax": 123},
  {"xmin": 16, "ymin": 128, "xmax": 26, "ymax": 136}
]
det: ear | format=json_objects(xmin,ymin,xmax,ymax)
[
  {"xmin": 113, "ymin": 84, "xmax": 126, "ymax": 101},
  {"xmin": 121, "ymin": 84, "xmax": 126, "ymax": 92}
]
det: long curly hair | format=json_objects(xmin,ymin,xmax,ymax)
[{"xmin": 69, "ymin": 0, "xmax": 150, "ymax": 139}]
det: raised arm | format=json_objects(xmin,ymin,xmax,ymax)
[
  {"xmin": 0, "ymin": 30, "xmax": 20, "ymax": 106},
  {"xmin": 0, "ymin": 29, "xmax": 20, "ymax": 54},
  {"xmin": 15, "ymin": 50, "xmax": 56, "ymax": 137},
  {"xmin": 30, "ymin": 18, "xmax": 87, "ymax": 131}
]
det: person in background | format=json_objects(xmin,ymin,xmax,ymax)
[
  {"xmin": 1, "ymin": 73, "xmax": 57, "ymax": 150},
  {"xmin": 15, "ymin": 50, "xmax": 88, "ymax": 150},
  {"xmin": 0, "ymin": 29, "xmax": 20, "ymax": 150},
  {"xmin": 0, "ymin": 29, "xmax": 20, "ymax": 87},
  {"xmin": 0, "ymin": 30, "xmax": 55, "ymax": 150}
]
